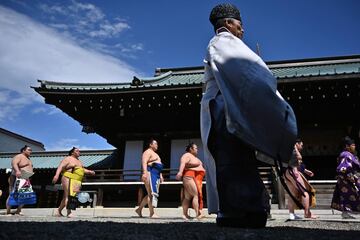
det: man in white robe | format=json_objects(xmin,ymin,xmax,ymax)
[{"xmin": 201, "ymin": 3, "xmax": 297, "ymax": 228}]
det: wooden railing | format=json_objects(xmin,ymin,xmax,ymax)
[
  {"xmin": 83, "ymin": 167, "xmax": 273, "ymax": 185},
  {"xmin": 79, "ymin": 167, "xmax": 275, "ymax": 207},
  {"xmin": 40, "ymin": 167, "xmax": 337, "ymax": 209},
  {"xmin": 83, "ymin": 168, "xmax": 179, "ymax": 182}
]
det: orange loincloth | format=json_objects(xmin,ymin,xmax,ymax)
[{"xmin": 183, "ymin": 169, "xmax": 205, "ymax": 210}]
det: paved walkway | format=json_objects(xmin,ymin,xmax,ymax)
[
  {"xmin": 0, "ymin": 208, "xmax": 359, "ymax": 240},
  {"xmin": 0, "ymin": 207, "xmax": 359, "ymax": 222}
]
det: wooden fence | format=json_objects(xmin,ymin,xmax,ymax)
[{"xmin": 37, "ymin": 167, "xmax": 336, "ymax": 209}]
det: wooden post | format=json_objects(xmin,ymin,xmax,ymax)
[
  {"xmin": 271, "ymin": 167, "xmax": 286, "ymax": 209},
  {"xmin": 96, "ymin": 188, "xmax": 103, "ymax": 206},
  {"xmin": 276, "ymin": 177, "xmax": 286, "ymax": 209},
  {"xmin": 92, "ymin": 192, "xmax": 97, "ymax": 208},
  {"xmin": 38, "ymin": 185, "xmax": 46, "ymax": 208}
]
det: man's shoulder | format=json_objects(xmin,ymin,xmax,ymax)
[
  {"xmin": 62, "ymin": 156, "xmax": 72, "ymax": 162},
  {"xmin": 181, "ymin": 152, "xmax": 191, "ymax": 158},
  {"xmin": 207, "ymin": 32, "xmax": 241, "ymax": 54},
  {"xmin": 12, "ymin": 153, "xmax": 24, "ymax": 160},
  {"xmin": 339, "ymin": 151, "xmax": 354, "ymax": 159},
  {"xmin": 143, "ymin": 148, "xmax": 153, "ymax": 155},
  {"xmin": 210, "ymin": 31, "xmax": 236, "ymax": 42}
]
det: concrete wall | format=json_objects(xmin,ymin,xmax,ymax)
[{"xmin": 0, "ymin": 132, "xmax": 45, "ymax": 152}]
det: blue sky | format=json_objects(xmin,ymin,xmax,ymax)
[{"xmin": 0, "ymin": 0, "xmax": 359, "ymax": 151}]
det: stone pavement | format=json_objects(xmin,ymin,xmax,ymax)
[
  {"xmin": 0, "ymin": 207, "xmax": 359, "ymax": 239},
  {"xmin": 1, "ymin": 207, "xmax": 359, "ymax": 222}
]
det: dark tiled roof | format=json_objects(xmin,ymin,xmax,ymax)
[
  {"xmin": 0, "ymin": 150, "xmax": 116, "ymax": 169},
  {"xmin": 34, "ymin": 55, "xmax": 360, "ymax": 92},
  {"xmin": 271, "ymin": 62, "xmax": 360, "ymax": 79}
]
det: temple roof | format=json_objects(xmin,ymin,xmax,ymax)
[
  {"xmin": 0, "ymin": 149, "xmax": 116, "ymax": 169},
  {"xmin": 34, "ymin": 55, "xmax": 360, "ymax": 93}
]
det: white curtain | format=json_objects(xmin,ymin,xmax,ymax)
[
  {"xmin": 123, "ymin": 140, "xmax": 143, "ymax": 180},
  {"xmin": 169, "ymin": 139, "xmax": 204, "ymax": 179}
]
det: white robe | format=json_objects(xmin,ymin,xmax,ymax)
[{"xmin": 200, "ymin": 29, "xmax": 297, "ymax": 213}]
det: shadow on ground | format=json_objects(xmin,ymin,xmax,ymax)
[{"xmin": 0, "ymin": 221, "xmax": 359, "ymax": 240}]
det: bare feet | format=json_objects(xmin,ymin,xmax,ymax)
[
  {"xmin": 135, "ymin": 208, "xmax": 143, "ymax": 218},
  {"xmin": 67, "ymin": 213, "xmax": 75, "ymax": 218},
  {"xmin": 14, "ymin": 211, "xmax": 23, "ymax": 216},
  {"xmin": 150, "ymin": 214, "xmax": 159, "ymax": 219},
  {"xmin": 54, "ymin": 209, "xmax": 64, "ymax": 217},
  {"xmin": 304, "ymin": 213, "xmax": 318, "ymax": 219},
  {"xmin": 182, "ymin": 214, "xmax": 190, "ymax": 220},
  {"xmin": 196, "ymin": 214, "xmax": 206, "ymax": 220}
]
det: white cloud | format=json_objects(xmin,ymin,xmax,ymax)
[
  {"xmin": 39, "ymin": 4, "xmax": 68, "ymax": 15},
  {"xmin": 9, "ymin": 0, "xmax": 28, "ymax": 8},
  {"xmin": 115, "ymin": 43, "xmax": 144, "ymax": 53},
  {"xmin": 47, "ymin": 106, "xmax": 62, "ymax": 115},
  {"xmin": 131, "ymin": 43, "xmax": 144, "ymax": 51},
  {"xmin": 113, "ymin": 43, "xmax": 145, "ymax": 59},
  {"xmin": 89, "ymin": 22, "xmax": 130, "ymax": 38},
  {"xmin": 0, "ymin": 90, "xmax": 32, "ymax": 121},
  {"xmin": 36, "ymin": 1, "xmax": 142, "ymax": 57},
  {"xmin": 46, "ymin": 138, "xmax": 94, "ymax": 151},
  {"xmin": 31, "ymin": 107, "xmax": 47, "ymax": 114},
  {"xmin": 49, "ymin": 23, "xmax": 69, "ymax": 30},
  {"xmin": 38, "ymin": 0, "xmax": 129, "ymax": 39},
  {"xmin": 31, "ymin": 105, "xmax": 60, "ymax": 115},
  {"xmin": 71, "ymin": 1, "xmax": 105, "ymax": 22},
  {"xmin": 0, "ymin": 7, "xmax": 137, "ymax": 87},
  {"xmin": 0, "ymin": 5, "xmax": 138, "ymax": 122}
]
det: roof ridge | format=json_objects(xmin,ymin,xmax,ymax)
[
  {"xmin": 269, "ymin": 60, "xmax": 360, "ymax": 69},
  {"xmin": 269, "ymin": 59, "xmax": 360, "ymax": 69},
  {"xmin": 32, "ymin": 55, "xmax": 360, "ymax": 91},
  {"xmin": 36, "ymin": 80, "xmax": 130, "ymax": 87},
  {"xmin": 0, "ymin": 149, "xmax": 115, "ymax": 157},
  {"xmin": 137, "ymin": 71, "xmax": 173, "ymax": 82}
]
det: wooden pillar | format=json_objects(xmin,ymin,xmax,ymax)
[
  {"xmin": 38, "ymin": 185, "xmax": 46, "ymax": 207},
  {"xmin": 96, "ymin": 188, "xmax": 103, "ymax": 206},
  {"xmin": 92, "ymin": 192, "xmax": 97, "ymax": 208},
  {"xmin": 272, "ymin": 167, "xmax": 286, "ymax": 209}
]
